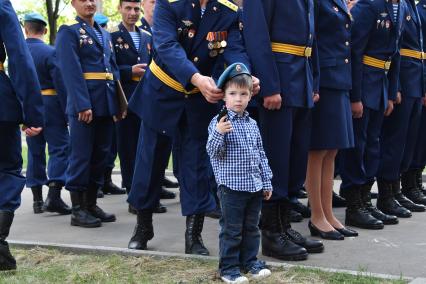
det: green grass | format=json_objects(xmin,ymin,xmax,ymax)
[{"xmin": 0, "ymin": 248, "xmax": 407, "ymax": 284}]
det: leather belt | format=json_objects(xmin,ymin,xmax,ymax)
[
  {"xmin": 41, "ymin": 89, "xmax": 57, "ymax": 96},
  {"xmin": 271, "ymin": 42, "xmax": 312, "ymax": 57},
  {"xmin": 363, "ymin": 55, "xmax": 391, "ymax": 71},
  {"xmin": 400, "ymin": 48, "xmax": 426, "ymax": 60},
  {"xmin": 83, "ymin": 72, "xmax": 114, "ymax": 80}
]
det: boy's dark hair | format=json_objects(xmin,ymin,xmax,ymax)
[
  {"xmin": 24, "ymin": 21, "xmax": 46, "ymax": 35},
  {"xmin": 223, "ymin": 74, "xmax": 253, "ymax": 93}
]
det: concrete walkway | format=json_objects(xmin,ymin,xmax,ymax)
[{"xmin": 9, "ymin": 174, "xmax": 426, "ymax": 279}]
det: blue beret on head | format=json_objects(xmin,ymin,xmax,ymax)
[
  {"xmin": 24, "ymin": 12, "xmax": 47, "ymax": 26},
  {"xmin": 217, "ymin": 62, "xmax": 251, "ymax": 89},
  {"xmin": 94, "ymin": 13, "xmax": 109, "ymax": 26}
]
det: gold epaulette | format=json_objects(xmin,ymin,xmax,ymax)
[{"xmin": 218, "ymin": 0, "xmax": 238, "ymax": 12}]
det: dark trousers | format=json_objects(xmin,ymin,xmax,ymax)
[
  {"xmin": 377, "ymin": 97, "xmax": 422, "ymax": 180},
  {"xmin": 340, "ymin": 107, "xmax": 384, "ymax": 189},
  {"xmin": 258, "ymin": 106, "xmax": 311, "ymax": 200},
  {"xmin": 0, "ymin": 122, "xmax": 25, "ymax": 211},
  {"xmin": 218, "ymin": 185, "xmax": 262, "ymax": 276},
  {"xmin": 411, "ymin": 107, "xmax": 426, "ymax": 169},
  {"xmin": 65, "ymin": 116, "xmax": 113, "ymax": 192}
]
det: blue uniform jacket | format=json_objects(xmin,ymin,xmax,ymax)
[
  {"xmin": 140, "ymin": 17, "xmax": 152, "ymax": 34},
  {"xmin": 26, "ymin": 38, "xmax": 68, "ymax": 121},
  {"xmin": 399, "ymin": 0, "xmax": 425, "ymax": 98},
  {"xmin": 0, "ymin": 0, "xmax": 43, "ymax": 127},
  {"xmin": 315, "ymin": 0, "xmax": 352, "ymax": 91},
  {"xmin": 129, "ymin": 0, "xmax": 250, "ymax": 137},
  {"xmin": 418, "ymin": 0, "xmax": 426, "ymax": 90},
  {"xmin": 111, "ymin": 23, "xmax": 152, "ymax": 99},
  {"xmin": 243, "ymin": 0, "xmax": 319, "ymax": 108},
  {"xmin": 350, "ymin": 0, "xmax": 406, "ymax": 110},
  {"xmin": 55, "ymin": 17, "xmax": 120, "ymax": 117}
]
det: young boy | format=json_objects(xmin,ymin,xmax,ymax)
[{"xmin": 207, "ymin": 63, "xmax": 273, "ymax": 284}]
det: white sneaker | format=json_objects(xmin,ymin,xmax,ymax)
[
  {"xmin": 220, "ymin": 274, "xmax": 249, "ymax": 284},
  {"xmin": 248, "ymin": 268, "xmax": 271, "ymax": 279}
]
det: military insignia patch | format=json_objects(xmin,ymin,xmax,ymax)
[
  {"xmin": 407, "ymin": 15, "xmax": 411, "ymax": 21},
  {"xmin": 79, "ymin": 28, "xmax": 86, "ymax": 35}
]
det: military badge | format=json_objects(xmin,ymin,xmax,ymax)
[
  {"xmin": 385, "ymin": 20, "xmax": 390, "ymax": 29},
  {"xmin": 236, "ymin": 64, "xmax": 242, "ymax": 72},
  {"xmin": 407, "ymin": 15, "xmax": 411, "ymax": 21},
  {"xmin": 213, "ymin": 6, "xmax": 217, "ymax": 11},
  {"xmin": 221, "ymin": 40, "xmax": 227, "ymax": 48},
  {"xmin": 182, "ymin": 20, "xmax": 193, "ymax": 27},
  {"xmin": 117, "ymin": 37, "xmax": 123, "ymax": 43},
  {"xmin": 333, "ymin": 6, "xmax": 339, "ymax": 12},
  {"xmin": 188, "ymin": 29, "xmax": 196, "ymax": 38},
  {"xmin": 79, "ymin": 28, "xmax": 86, "ymax": 35},
  {"xmin": 88, "ymin": 38, "xmax": 93, "ymax": 45},
  {"xmin": 380, "ymin": 12, "xmax": 388, "ymax": 18},
  {"xmin": 124, "ymin": 43, "xmax": 129, "ymax": 49},
  {"xmin": 209, "ymin": 50, "xmax": 218, "ymax": 57}
]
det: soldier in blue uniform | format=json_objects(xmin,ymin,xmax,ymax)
[
  {"xmin": 0, "ymin": 0, "xmax": 44, "ymax": 270},
  {"xmin": 56, "ymin": 0, "xmax": 120, "ymax": 228},
  {"xmin": 381, "ymin": 0, "xmax": 426, "ymax": 210},
  {"xmin": 243, "ymin": 0, "xmax": 324, "ymax": 261},
  {"xmin": 339, "ymin": 0, "xmax": 406, "ymax": 228},
  {"xmin": 127, "ymin": 0, "xmax": 258, "ymax": 255},
  {"xmin": 23, "ymin": 13, "xmax": 72, "ymax": 216}
]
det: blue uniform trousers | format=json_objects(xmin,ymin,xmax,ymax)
[
  {"xmin": 0, "ymin": 122, "xmax": 25, "ymax": 211},
  {"xmin": 258, "ymin": 106, "xmax": 311, "ymax": 201},
  {"xmin": 128, "ymin": 118, "xmax": 216, "ymax": 216},
  {"xmin": 65, "ymin": 116, "xmax": 113, "ymax": 191},
  {"xmin": 340, "ymin": 107, "xmax": 384, "ymax": 189},
  {"xmin": 411, "ymin": 107, "xmax": 426, "ymax": 169},
  {"xmin": 377, "ymin": 97, "xmax": 422, "ymax": 180}
]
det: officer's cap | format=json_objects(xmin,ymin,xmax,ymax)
[
  {"xmin": 217, "ymin": 62, "xmax": 251, "ymax": 89},
  {"xmin": 24, "ymin": 13, "xmax": 47, "ymax": 26},
  {"xmin": 94, "ymin": 13, "xmax": 109, "ymax": 26}
]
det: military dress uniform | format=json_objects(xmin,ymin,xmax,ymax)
[
  {"xmin": 339, "ymin": 0, "xmax": 407, "ymax": 222},
  {"xmin": 243, "ymin": 0, "xmax": 324, "ymax": 261},
  {"xmin": 0, "ymin": 0, "xmax": 44, "ymax": 270},
  {"xmin": 377, "ymin": 0, "xmax": 426, "ymax": 213},
  {"xmin": 23, "ymin": 13, "xmax": 71, "ymax": 216},
  {"xmin": 56, "ymin": 16, "xmax": 120, "ymax": 228},
  {"xmin": 127, "ymin": 0, "xmax": 250, "ymax": 255}
]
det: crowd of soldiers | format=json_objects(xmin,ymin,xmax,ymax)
[{"xmin": 1, "ymin": 0, "xmax": 426, "ymax": 277}]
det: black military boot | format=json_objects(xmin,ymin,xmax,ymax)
[
  {"xmin": 153, "ymin": 202, "xmax": 167, "ymax": 214},
  {"xmin": 97, "ymin": 187, "xmax": 104, "ymax": 198},
  {"xmin": 377, "ymin": 179, "xmax": 412, "ymax": 218},
  {"xmin": 415, "ymin": 168, "xmax": 426, "ymax": 195},
  {"xmin": 297, "ymin": 186, "xmax": 308, "ymax": 199},
  {"xmin": 185, "ymin": 214, "xmax": 209, "ymax": 255},
  {"xmin": 332, "ymin": 192, "xmax": 347, "ymax": 208},
  {"xmin": 291, "ymin": 200, "xmax": 311, "ymax": 218},
  {"xmin": 70, "ymin": 192, "xmax": 101, "ymax": 228},
  {"xmin": 280, "ymin": 200, "xmax": 324, "ymax": 254},
  {"xmin": 392, "ymin": 180, "xmax": 425, "ymax": 212},
  {"xmin": 163, "ymin": 175, "xmax": 179, "ymax": 188},
  {"xmin": 43, "ymin": 182, "xmax": 71, "ymax": 215},
  {"xmin": 31, "ymin": 186, "xmax": 44, "ymax": 214},
  {"xmin": 261, "ymin": 202, "xmax": 308, "ymax": 261},
  {"xmin": 0, "ymin": 211, "xmax": 16, "ymax": 271},
  {"xmin": 361, "ymin": 182, "xmax": 398, "ymax": 225},
  {"xmin": 344, "ymin": 186, "xmax": 384, "ymax": 229},
  {"xmin": 102, "ymin": 168, "xmax": 126, "ymax": 195},
  {"xmin": 85, "ymin": 187, "xmax": 116, "ymax": 222},
  {"xmin": 128, "ymin": 209, "xmax": 154, "ymax": 250},
  {"xmin": 160, "ymin": 187, "xmax": 176, "ymax": 199},
  {"xmin": 401, "ymin": 170, "xmax": 426, "ymax": 206}
]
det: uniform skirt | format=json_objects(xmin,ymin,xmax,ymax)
[{"xmin": 310, "ymin": 88, "xmax": 354, "ymax": 150}]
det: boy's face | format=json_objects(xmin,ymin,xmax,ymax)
[{"xmin": 223, "ymin": 83, "xmax": 252, "ymax": 115}]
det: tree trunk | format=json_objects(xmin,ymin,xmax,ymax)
[{"xmin": 46, "ymin": 0, "xmax": 61, "ymax": 45}]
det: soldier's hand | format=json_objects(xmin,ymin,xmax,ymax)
[
  {"xmin": 22, "ymin": 126, "xmax": 43, "ymax": 137},
  {"xmin": 252, "ymin": 76, "xmax": 260, "ymax": 96},
  {"xmin": 191, "ymin": 73, "xmax": 223, "ymax": 103},
  {"xmin": 132, "ymin": 64, "xmax": 147, "ymax": 77},
  {"xmin": 263, "ymin": 190, "xmax": 272, "ymax": 200},
  {"xmin": 216, "ymin": 116, "xmax": 232, "ymax": 134},
  {"xmin": 384, "ymin": 100, "xmax": 394, "ymax": 116},
  {"xmin": 78, "ymin": 109, "xmax": 93, "ymax": 124},
  {"xmin": 263, "ymin": 94, "xmax": 282, "ymax": 110},
  {"xmin": 351, "ymin": 101, "xmax": 363, "ymax": 118},
  {"xmin": 313, "ymin": 92, "xmax": 320, "ymax": 103},
  {"xmin": 395, "ymin": 92, "xmax": 402, "ymax": 104}
]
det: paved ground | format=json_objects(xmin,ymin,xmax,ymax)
[{"xmin": 9, "ymin": 174, "xmax": 426, "ymax": 278}]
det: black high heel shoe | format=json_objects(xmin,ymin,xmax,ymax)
[
  {"xmin": 333, "ymin": 226, "xmax": 358, "ymax": 237},
  {"xmin": 308, "ymin": 221, "xmax": 344, "ymax": 240}
]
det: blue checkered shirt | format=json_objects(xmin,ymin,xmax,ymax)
[{"xmin": 207, "ymin": 110, "xmax": 273, "ymax": 192}]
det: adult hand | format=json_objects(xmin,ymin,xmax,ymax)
[
  {"xmin": 252, "ymin": 76, "xmax": 260, "ymax": 96},
  {"xmin": 395, "ymin": 91, "xmax": 402, "ymax": 104},
  {"xmin": 191, "ymin": 73, "xmax": 223, "ymax": 103},
  {"xmin": 216, "ymin": 116, "xmax": 232, "ymax": 134},
  {"xmin": 132, "ymin": 63, "xmax": 147, "ymax": 77},
  {"xmin": 22, "ymin": 126, "xmax": 43, "ymax": 137},
  {"xmin": 263, "ymin": 190, "xmax": 272, "ymax": 200},
  {"xmin": 313, "ymin": 92, "xmax": 320, "ymax": 103},
  {"xmin": 78, "ymin": 109, "xmax": 93, "ymax": 124},
  {"xmin": 384, "ymin": 100, "xmax": 394, "ymax": 116},
  {"xmin": 351, "ymin": 101, "xmax": 363, "ymax": 118},
  {"xmin": 263, "ymin": 94, "xmax": 282, "ymax": 110}
]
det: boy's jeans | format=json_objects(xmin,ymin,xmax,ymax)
[{"xmin": 218, "ymin": 185, "xmax": 263, "ymax": 276}]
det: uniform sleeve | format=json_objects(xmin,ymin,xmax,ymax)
[
  {"xmin": 56, "ymin": 25, "xmax": 92, "ymax": 114},
  {"xmin": 153, "ymin": 0, "xmax": 199, "ymax": 88},
  {"xmin": 255, "ymin": 125, "xmax": 273, "ymax": 191},
  {"xmin": 206, "ymin": 117, "xmax": 226, "ymax": 159},
  {"xmin": 388, "ymin": 50, "xmax": 401, "ymax": 101},
  {"xmin": 47, "ymin": 50, "xmax": 68, "ymax": 115},
  {"xmin": 0, "ymin": 0, "xmax": 43, "ymax": 127},
  {"xmin": 242, "ymin": 0, "xmax": 281, "ymax": 98},
  {"xmin": 350, "ymin": 0, "xmax": 377, "ymax": 102}
]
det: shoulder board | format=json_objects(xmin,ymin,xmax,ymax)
[
  {"xmin": 141, "ymin": 29, "xmax": 152, "ymax": 37},
  {"xmin": 217, "ymin": 0, "xmax": 238, "ymax": 12}
]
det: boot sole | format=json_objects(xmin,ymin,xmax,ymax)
[
  {"xmin": 71, "ymin": 220, "xmax": 102, "ymax": 228},
  {"xmin": 382, "ymin": 219, "xmax": 399, "ymax": 225},
  {"xmin": 99, "ymin": 216, "xmax": 116, "ymax": 222},
  {"xmin": 345, "ymin": 220, "xmax": 384, "ymax": 230},
  {"xmin": 262, "ymin": 249, "xmax": 308, "ymax": 261},
  {"xmin": 184, "ymin": 249, "xmax": 210, "ymax": 256},
  {"xmin": 305, "ymin": 246, "xmax": 324, "ymax": 254},
  {"xmin": 44, "ymin": 207, "xmax": 71, "ymax": 215}
]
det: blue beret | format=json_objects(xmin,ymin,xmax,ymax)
[
  {"xmin": 217, "ymin": 62, "xmax": 251, "ymax": 89},
  {"xmin": 94, "ymin": 13, "xmax": 109, "ymax": 26},
  {"xmin": 24, "ymin": 12, "xmax": 47, "ymax": 26}
]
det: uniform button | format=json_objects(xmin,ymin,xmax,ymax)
[
  {"xmin": 193, "ymin": 57, "xmax": 199, "ymax": 62},
  {"xmin": 345, "ymin": 41, "xmax": 349, "ymax": 46},
  {"xmin": 309, "ymin": 34, "xmax": 312, "ymax": 39},
  {"xmin": 107, "ymin": 83, "xmax": 110, "ymax": 87},
  {"xmin": 103, "ymin": 54, "xmax": 106, "ymax": 57},
  {"xmin": 345, "ymin": 58, "xmax": 349, "ymax": 63},
  {"xmin": 105, "ymin": 68, "xmax": 108, "ymax": 72},
  {"xmin": 346, "ymin": 24, "xmax": 349, "ymax": 29},
  {"xmin": 162, "ymin": 130, "xmax": 166, "ymax": 134},
  {"xmin": 185, "ymin": 95, "xmax": 189, "ymax": 99},
  {"xmin": 137, "ymin": 57, "xmax": 140, "ymax": 61}
]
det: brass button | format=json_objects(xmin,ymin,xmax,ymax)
[
  {"xmin": 345, "ymin": 59, "xmax": 349, "ymax": 64},
  {"xmin": 193, "ymin": 57, "xmax": 199, "ymax": 62}
]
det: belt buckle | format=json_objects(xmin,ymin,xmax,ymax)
[
  {"xmin": 304, "ymin": 47, "xmax": 312, "ymax": 57},
  {"xmin": 422, "ymin": 52, "xmax": 426, "ymax": 60},
  {"xmin": 384, "ymin": 61, "xmax": 391, "ymax": 70},
  {"xmin": 106, "ymin": 73, "xmax": 113, "ymax": 80}
]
